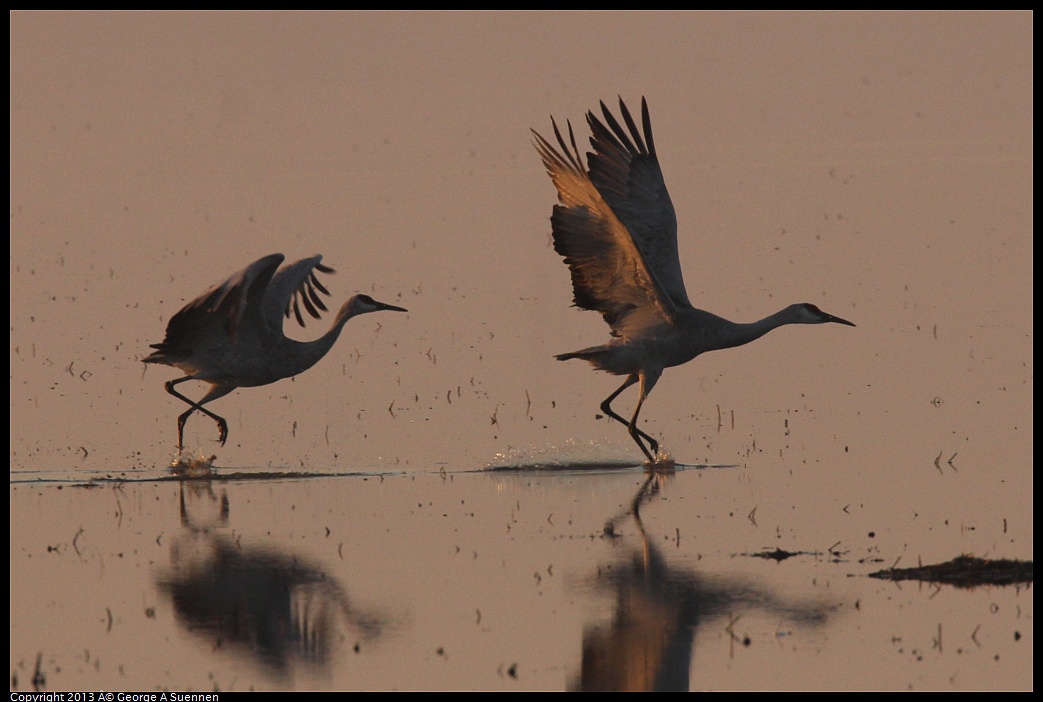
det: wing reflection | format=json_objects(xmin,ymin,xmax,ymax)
[
  {"xmin": 157, "ymin": 483, "xmax": 390, "ymax": 680},
  {"xmin": 571, "ymin": 473, "xmax": 834, "ymax": 691}
]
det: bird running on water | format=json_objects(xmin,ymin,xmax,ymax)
[
  {"xmin": 144, "ymin": 253, "xmax": 407, "ymax": 450},
  {"xmin": 533, "ymin": 97, "xmax": 855, "ymax": 463}
]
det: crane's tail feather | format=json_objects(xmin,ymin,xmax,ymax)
[
  {"xmin": 556, "ymin": 348, "xmax": 603, "ymax": 362},
  {"xmin": 555, "ymin": 346, "xmax": 622, "ymax": 374}
]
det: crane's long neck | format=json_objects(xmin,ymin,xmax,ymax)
[
  {"xmin": 277, "ymin": 302, "xmax": 358, "ymax": 379},
  {"xmin": 712, "ymin": 308, "xmax": 801, "ymax": 351}
]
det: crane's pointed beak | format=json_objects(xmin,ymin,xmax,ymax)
[
  {"xmin": 827, "ymin": 312, "xmax": 856, "ymax": 327},
  {"xmin": 375, "ymin": 300, "xmax": 408, "ymax": 313}
]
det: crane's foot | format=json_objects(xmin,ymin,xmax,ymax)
[
  {"xmin": 633, "ymin": 434, "xmax": 659, "ymax": 464},
  {"xmin": 636, "ymin": 437, "xmax": 676, "ymax": 467},
  {"xmin": 170, "ymin": 453, "xmax": 216, "ymax": 477}
]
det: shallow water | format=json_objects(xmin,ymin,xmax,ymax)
[
  {"xmin": 10, "ymin": 11, "xmax": 1032, "ymax": 691},
  {"xmin": 10, "ymin": 462, "xmax": 1030, "ymax": 691}
]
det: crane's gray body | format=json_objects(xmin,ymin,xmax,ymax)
[
  {"xmin": 145, "ymin": 253, "xmax": 406, "ymax": 449},
  {"xmin": 534, "ymin": 98, "xmax": 854, "ymax": 461}
]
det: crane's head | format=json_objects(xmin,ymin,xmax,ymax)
[
  {"xmin": 339, "ymin": 294, "xmax": 408, "ymax": 321},
  {"xmin": 791, "ymin": 303, "xmax": 856, "ymax": 327}
]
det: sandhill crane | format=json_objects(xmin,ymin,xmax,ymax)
[
  {"xmin": 144, "ymin": 253, "xmax": 406, "ymax": 450},
  {"xmin": 533, "ymin": 97, "xmax": 854, "ymax": 462}
]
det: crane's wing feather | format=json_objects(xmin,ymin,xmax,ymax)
[
  {"xmin": 150, "ymin": 254, "xmax": 283, "ymax": 357},
  {"xmin": 585, "ymin": 97, "xmax": 690, "ymax": 309},
  {"xmin": 262, "ymin": 255, "xmax": 336, "ymax": 333},
  {"xmin": 533, "ymin": 99, "xmax": 683, "ymax": 337}
]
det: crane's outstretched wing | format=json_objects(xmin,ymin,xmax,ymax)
[
  {"xmin": 148, "ymin": 254, "xmax": 283, "ymax": 359},
  {"xmin": 585, "ymin": 97, "xmax": 690, "ymax": 309},
  {"xmin": 262, "ymin": 255, "xmax": 337, "ymax": 334},
  {"xmin": 534, "ymin": 99, "xmax": 683, "ymax": 337}
]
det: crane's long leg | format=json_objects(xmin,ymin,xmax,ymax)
[
  {"xmin": 600, "ymin": 372, "xmax": 661, "ymax": 462},
  {"xmin": 164, "ymin": 377, "xmax": 235, "ymax": 450},
  {"xmin": 600, "ymin": 375, "xmax": 653, "ymax": 444},
  {"xmin": 627, "ymin": 369, "xmax": 663, "ymax": 462}
]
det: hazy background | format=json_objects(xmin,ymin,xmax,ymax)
[
  {"xmin": 11, "ymin": 11, "xmax": 1032, "ymax": 475},
  {"xmin": 10, "ymin": 11, "xmax": 1032, "ymax": 691}
]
